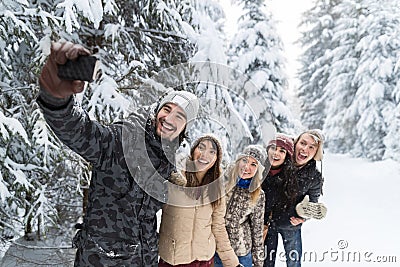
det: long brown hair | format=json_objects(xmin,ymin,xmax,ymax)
[
  {"xmin": 185, "ymin": 135, "xmax": 223, "ymax": 207},
  {"xmin": 269, "ymin": 150, "xmax": 298, "ymax": 209}
]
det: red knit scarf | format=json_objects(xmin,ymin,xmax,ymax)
[{"xmin": 268, "ymin": 167, "xmax": 282, "ymax": 176}]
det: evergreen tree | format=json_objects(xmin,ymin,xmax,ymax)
[
  {"xmin": 228, "ymin": 0, "xmax": 296, "ymax": 147},
  {"xmin": 174, "ymin": 0, "xmax": 244, "ymax": 161},
  {"xmin": 298, "ymin": 0, "xmax": 400, "ymax": 160},
  {"xmin": 0, "ymin": 0, "xmax": 198, "ymax": 241},
  {"xmin": 297, "ymin": 0, "xmax": 339, "ymax": 129},
  {"xmin": 317, "ymin": 0, "xmax": 360, "ymax": 155},
  {"xmin": 349, "ymin": 0, "xmax": 400, "ymax": 160},
  {"xmin": 0, "ymin": 0, "xmax": 85, "ymax": 239}
]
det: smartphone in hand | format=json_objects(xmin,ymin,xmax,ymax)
[{"xmin": 57, "ymin": 55, "xmax": 99, "ymax": 82}]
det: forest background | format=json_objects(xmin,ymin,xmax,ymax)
[{"xmin": 1, "ymin": 0, "xmax": 400, "ymax": 264}]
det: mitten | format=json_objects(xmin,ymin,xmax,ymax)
[
  {"xmin": 296, "ymin": 195, "xmax": 327, "ymax": 220},
  {"xmin": 168, "ymin": 171, "xmax": 187, "ymax": 186},
  {"xmin": 39, "ymin": 41, "xmax": 91, "ymax": 99}
]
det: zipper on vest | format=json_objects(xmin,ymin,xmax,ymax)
[
  {"xmin": 191, "ymin": 206, "xmax": 198, "ymax": 259},
  {"xmin": 172, "ymin": 239, "xmax": 176, "ymax": 262}
]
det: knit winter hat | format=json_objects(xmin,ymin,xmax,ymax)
[
  {"xmin": 237, "ymin": 144, "xmax": 267, "ymax": 169},
  {"xmin": 157, "ymin": 89, "xmax": 200, "ymax": 131},
  {"xmin": 235, "ymin": 144, "xmax": 267, "ymax": 193},
  {"xmin": 267, "ymin": 133, "xmax": 294, "ymax": 158},
  {"xmin": 294, "ymin": 129, "xmax": 325, "ymax": 161}
]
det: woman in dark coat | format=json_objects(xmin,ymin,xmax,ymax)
[
  {"xmin": 263, "ymin": 130, "xmax": 324, "ymax": 267},
  {"xmin": 262, "ymin": 133, "xmax": 297, "ymax": 267}
]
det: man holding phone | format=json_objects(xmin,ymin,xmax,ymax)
[{"xmin": 37, "ymin": 41, "xmax": 200, "ymax": 266}]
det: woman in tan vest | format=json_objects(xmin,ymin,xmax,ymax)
[{"xmin": 158, "ymin": 134, "xmax": 240, "ymax": 267}]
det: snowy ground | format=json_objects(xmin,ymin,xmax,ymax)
[
  {"xmin": 2, "ymin": 152, "xmax": 400, "ymax": 266},
  {"xmin": 0, "ymin": 229, "xmax": 75, "ymax": 267}
]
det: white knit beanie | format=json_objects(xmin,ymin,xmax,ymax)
[{"xmin": 157, "ymin": 90, "xmax": 200, "ymax": 132}]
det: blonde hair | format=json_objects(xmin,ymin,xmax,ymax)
[
  {"xmin": 225, "ymin": 155, "xmax": 263, "ymax": 205},
  {"xmin": 294, "ymin": 129, "xmax": 324, "ymax": 161}
]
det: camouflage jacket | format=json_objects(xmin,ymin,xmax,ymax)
[
  {"xmin": 37, "ymin": 92, "xmax": 176, "ymax": 267},
  {"xmin": 225, "ymin": 185, "xmax": 265, "ymax": 267}
]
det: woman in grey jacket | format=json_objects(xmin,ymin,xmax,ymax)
[{"xmin": 214, "ymin": 145, "xmax": 267, "ymax": 267}]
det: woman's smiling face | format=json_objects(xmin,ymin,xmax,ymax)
[
  {"xmin": 238, "ymin": 156, "xmax": 258, "ymax": 179},
  {"xmin": 192, "ymin": 140, "xmax": 217, "ymax": 172},
  {"xmin": 295, "ymin": 133, "xmax": 318, "ymax": 166},
  {"xmin": 268, "ymin": 145, "xmax": 287, "ymax": 167}
]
